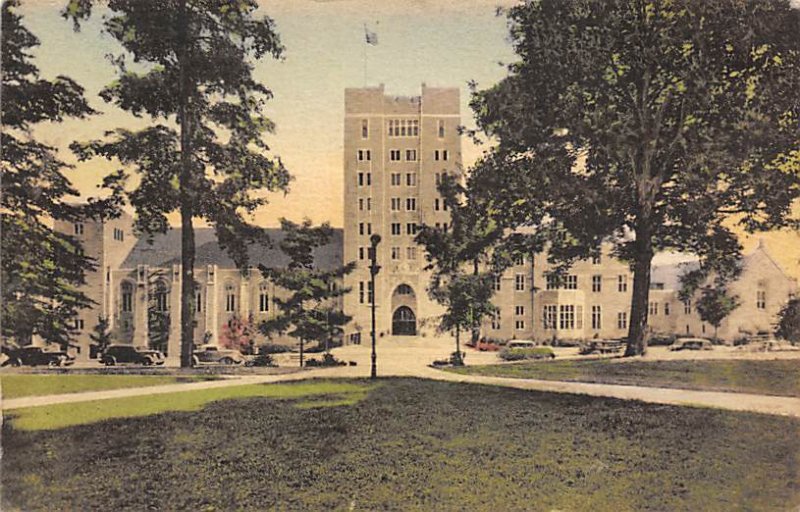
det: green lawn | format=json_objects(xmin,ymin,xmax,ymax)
[
  {"xmin": 3, "ymin": 378, "xmax": 800, "ymax": 511},
  {"xmin": 448, "ymin": 359, "xmax": 800, "ymax": 397},
  {"xmin": 0, "ymin": 374, "xmax": 222, "ymax": 400}
]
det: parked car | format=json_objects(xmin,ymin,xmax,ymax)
[
  {"xmin": 2, "ymin": 346, "xmax": 75, "ymax": 367},
  {"xmin": 100, "ymin": 345, "xmax": 165, "ymax": 366},
  {"xmin": 669, "ymin": 338, "xmax": 713, "ymax": 351},
  {"xmin": 193, "ymin": 345, "xmax": 245, "ymax": 365},
  {"xmin": 507, "ymin": 340, "xmax": 537, "ymax": 349}
]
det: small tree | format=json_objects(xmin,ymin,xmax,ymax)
[
  {"xmin": 693, "ymin": 286, "xmax": 740, "ymax": 342},
  {"xmin": 260, "ymin": 219, "xmax": 355, "ymax": 367},
  {"xmin": 416, "ymin": 176, "xmax": 504, "ymax": 363},
  {"xmin": 776, "ymin": 298, "xmax": 800, "ymax": 344},
  {"xmin": 89, "ymin": 316, "xmax": 112, "ymax": 357}
]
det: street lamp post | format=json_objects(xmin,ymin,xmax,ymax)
[{"xmin": 369, "ymin": 234, "xmax": 381, "ymax": 379}]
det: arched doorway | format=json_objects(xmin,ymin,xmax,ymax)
[{"xmin": 392, "ymin": 306, "xmax": 417, "ymax": 335}]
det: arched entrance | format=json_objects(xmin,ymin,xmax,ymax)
[{"xmin": 392, "ymin": 306, "xmax": 417, "ymax": 335}]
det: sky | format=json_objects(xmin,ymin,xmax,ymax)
[{"xmin": 14, "ymin": 0, "xmax": 800, "ymax": 276}]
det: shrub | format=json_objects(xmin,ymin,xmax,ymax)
[
  {"xmin": 648, "ymin": 334, "xmax": 676, "ymax": 346},
  {"xmin": 499, "ymin": 347, "xmax": 555, "ymax": 361},
  {"xmin": 246, "ymin": 353, "xmax": 276, "ymax": 367},
  {"xmin": 305, "ymin": 353, "xmax": 346, "ymax": 367},
  {"xmin": 450, "ymin": 351, "xmax": 465, "ymax": 366},
  {"xmin": 776, "ymin": 298, "xmax": 800, "ymax": 343}
]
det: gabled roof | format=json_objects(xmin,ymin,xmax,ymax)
[{"xmin": 121, "ymin": 228, "xmax": 344, "ymax": 271}]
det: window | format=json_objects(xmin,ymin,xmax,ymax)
[
  {"xmin": 683, "ymin": 300, "xmax": 691, "ymax": 315},
  {"xmin": 359, "ymin": 222, "xmax": 365, "ymax": 235},
  {"xmin": 564, "ymin": 275, "xmax": 578, "ymax": 290},
  {"xmin": 406, "ymin": 198, "xmax": 417, "ymax": 211},
  {"xmin": 259, "ymin": 283, "xmax": 269, "ymax": 312},
  {"xmin": 391, "ymin": 198, "xmax": 401, "ymax": 211},
  {"xmin": 756, "ymin": 290, "xmax": 766, "ymax": 309},
  {"xmin": 443, "ymin": 150, "xmax": 449, "ymax": 161},
  {"xmin": 368, "ymin": 281, "xmax": 374, "ymax": 303},
  {"xmin": 648, "ymin": 302, "xmax": 658, "ymax": 316},
  {"xmin": 543, "ymin": 305, "xmax": 557, "ymax": 329},
  {"xmin": 153, "ymin": 280, "xmax": 169, "ymax": 312},
  {"xmin": 359, "ymin": 247, "xmax": 365, "ymax": 260},
  {"xmin": 225, "ymin": 283, "xmax": 236, "ymax": 312},
  {"xmin": 442, "ymin": 222, "xmax": 448, "ymax": 232},
  {"xmin": 358, "ymin": 172, "xmax": 364, "ymax": 186},
  {"xmin": 664, "ymin": 302, "xmax": 671, "ymax": 316},
  {"xmin": 515, "ymin": 320, "xmax": 526, "ymax": 330},
  {"xmin": 357, "ymin": 149, "xmax": 371, "ymax": 161},
  {"xmin": 391, "ymin": 247, "xmax": 401, "ymax": 260},
  {"xmin": 366, "ymin": 223, "xmax": 372, "ymax": 235},
  {"xmin": 514, "ymin": 255, "xmax": 525, "ymax": 266},
  {"xmin": 406, "ymin": 173, "xmax": 417, "ymax": 186},
  {"xmin": 434, "ymin": 150, "xmax": 440, "ymax": 161},
  {"xmin": 592, "ymin": 275, "xmax": 602, "ymax": 292},
  {"xmin": 405, "ymin": 149, "xmax": 417, "ymax": 161},
  {"xmin": 559, "ymin": 305, "xmax": 575, "ymax": 329},
  {"xmin": 359, "ymin": 282, "xmax": 365, "ymax": 304},
  {"xmin": 493, "ymin": 275, "xmax": 501, "ymax": 291},
  {"xmin": 443, "ymin": 199, "xmax": 448, "ymax": 211},
  {"xmin": 434, "ymin": 198, "xmax": 441, "ymax": 211},
  {"xmin": 515, "ymin": 305, "xmax": 525, "ymax": 316},
  {"xmin": 397, "ymin": 284, "xmax": 414, "ymax": 295},
  {"xmin": 438, "ymin": 119, "xmax": 445, "ymax": 138},
  {"xmin": 405, "ymin": 223, "xmax": 417, "ymax": 235},
  {"xmin": 113, "ymin": 227, "xmax": 124, "ymax": 241},
  {"xmin": 361, "ymin": 119, "xmax": 369, "ymax": 138},
  {"xmin": 359, "ymin": 198, "xmax": 364, "ymax": 211},
  {"xmin": 387, "ymin": 119, "xmax": 419, "ymax": 137},
  {"xmin": 121, "ymin": 282, "xmax": 133, "ymax": 312},
  {"xmin": 618, "ymin": 275, "xmax": 628, "ymax": 292},
  {"xmin": 196, "ymin": 291, "xmax": 202, "ymax": 312},
  {"xmin": 491, "ymin": 311, "xmax": 501, "ymax": 330},
  {"xmin": 390, "ymin": 149, "xmax": 401, "ymax": 161},
  {"xmin": 367, "ymin": 198, "xmax": 371, "ymax": 211},
  {"xmin": 546, "ymin": 275, "xmax": 559, "ymax": 290},
  {"xmin": 74, "ymin": 223, "xmax": 84, "ymax": 235},
  {"xmin": 591, "ymin": 305, "xmax": 602, "ymax": 330},
  {"xmin": 592, "ymin": 254, "xmax": 601, "ymax": 265},
  {"xmin": 391, "ymin": 223, "xmax": 401, "ymax": 236},
  {"xmin": 406, "ymin": 247, "xmax": 417, "ymax": 260},
  {"xmin": 515, "ymin": 274, "xmax": 525, "ymax": 291},
  {"xmin": 391, "ymin": 173, "xmax": 401, "ymax": 186},
  {"xmin": 617, "ymin": 312, "xmax": 627, "ymax": 329},
  {"xmin": 74, "ymin": 318, "xmax": 85, "ymax": 330}
]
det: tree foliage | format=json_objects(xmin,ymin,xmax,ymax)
[
  {"xmin": 469, "ymin": 0, "xmax": 800, "ymax": 355},
  {"xmin": 64, "ymin": 0, "xmax": 292, "ymax": 366},
  {"xmin": 89, "ymin": 316, "xmax": 113, "ymax": 354},
  {"xmin": 1, "ymin": 0, "xmax": 117, "ymax": 348},
  {"xmin": 260, "ymin": 219, "xmax": 354, "ymax": 366},
  {"xmin": 776, "ymin": 298, "xmax": 800, "ymax": 343},
  {"xmin": 416, "ymin": 176, "xmax": 504, "ymax": 359},
  {"xmin": 693, "ymin": 285, "xmax": 741, "ymax": 340}
]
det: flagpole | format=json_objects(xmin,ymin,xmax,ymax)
[{"xmin": 363, "ymin": 23, "xmax": 368, "ymax": 86}]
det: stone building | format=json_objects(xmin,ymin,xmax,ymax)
[{"xmin": 341, "ymin": 84, "xmax": 537, "ymax": 343}]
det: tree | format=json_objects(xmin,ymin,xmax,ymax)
[
  {"xmin": 416, "ymin": 176, "xmax": 504, "ymax": 363},
  {"xmin": 776, "ymin": 298, "xmax": 800, "ymax": 343},
  {"xmin": 1, "ymin": 0, "xmax": 117, "ymax": 349},
  {"xmin": 260, "ymin": 219, "xmax": 354, "ymax": 367},
  {"xmin": 65, "ymin": 0, "xmax": 291, "ymax": 367},
  {"xmin": 470, "ymin": 0, "xmax": 800, "ymax": 356},
  {"xmin": 89, "ymin": 316, "xmax": 113, "ymax": 356},
  {"xmin": 693, "ymin": 285, "xmax": 740, "ymax": 342}
]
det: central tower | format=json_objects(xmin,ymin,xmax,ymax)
[{"xmin": 342, "ymin": 84, "xmax": 462, "ymax": 342}]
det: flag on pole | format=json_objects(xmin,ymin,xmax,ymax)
[{"xmin": 364, "ymin": 24, "xmax": 378, "ymax": 45}]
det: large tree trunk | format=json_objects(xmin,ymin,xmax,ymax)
[
  {"xmin": 625, "ymin": 225, "xmax": 654, "ymax": 357},
  {"xmin": 178, "ymin": 0, "xmax": 195, "ymax": 368}
]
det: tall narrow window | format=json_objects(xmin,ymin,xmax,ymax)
[
  {"xmin": 153, "ymin": 280, "xmax": 169, "ymax": 312},
  {"xmin": 491, "ymin": 311, "xmax": 501, "ymax": 330},
  {"xmin": 359, "ymin": 282, "xmax": 365, "ymax": 304},
  {"xmin": 591, "ymin": 305, "xmax": 602, "ymax": 330},
  {"xmin": 259, "ymin": 283, "xmax": 269, "ymax": 312},
  {"xmin": 756, "ymin": 290, "xmax": 766, "ymax": 309},
  {"xmin": 618, "ymin": 275, "xmax": 628, "ymax": 292},
  {"xmin": 592, "ymin": 275, "xmax": 602, "ymax": 292},
  {"xmin": 361, "ymin": 119, "xmax": 369, "ymax": 138},
  {"xmin": 515, "ymin": 274, "xmax": 525, "ymax": 291},
  {"xmin": 368, "ymin": 281, "xmax": 374, "ymax": 303},
  {"xmin": 74, "ymin": 223, "xmax": 84, "ymax": 235},
  {"xmin": 391, "ymin": 247, "xmax": 401, "ymax": 260},
  {"xmin": 493, "ymin": 275, "xmax": 501, "ymax": 291},
  {"xmin": 406, "ymin": 198, "xmax": 417, "ymax": 211},
  {"xmin": 559, "ymin": 305, "xmax": 575, "ymax": 329},
  {"xmin": 438, "ymin": 119, "xmax": 445, "ymax": 138},
  {"xmin": 648, "ymin": 302, "xmax": 658, "ymax": 316},
  {"xmin": 225, "ymin": 283, "xmax": 236, "ymax": 312},
  {"xmin": 121, "ymin": 282, "xmax": 133, "ymax": 313},
  {"xmin": 196, "ymin": 291, "xmax": 202, "ymax": 312},
  {"xmin": 664, "ymin": 302, "xmax": 671, "ymax": 316},
  {"xmin": 543, "ymin": 305, "xmax": 557, "ymax": 329},
  {"xmin": 617, "ymin": 312, "xmax": 628, "ymax": 329},
  {"xmin": 684, "ymin": 299, "xmax": 691, "ymax": 314},
  {"xmin": 405, "ymin": 149, "xmax": 417, "ymax": 161}
]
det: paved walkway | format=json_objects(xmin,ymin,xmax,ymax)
[{"xmin": 3, "ymin": 337, "xmax": 800, "ymax": 418}]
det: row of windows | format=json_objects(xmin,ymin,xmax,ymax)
[
  {"xmin": 358, "ymin": 281, "xmax": 374, "ymax": 304},
  {"xmin": 491, "ymin": 274, "xmax": 528, "ymax": 292},
  {"xmin": 545, "ymin": 274, "xmax": 628, "ymax": 292},
  {"xmin": 389, "ymin": 247, "xmax": 418, "ymax": 260},
  {"xmin": 356, "ymin": 149, "xmax": 448, "ymax": 162},
  {"xmin": 359, "ymin": 119, "xmax": 446, "ymax": 139},
  {"xmin": 390, "ymin": 223, "xmax": 419, "ymax": 236},
  {"xmin": 113, "ymin": 227, "xmax": 125, "ymax": 241},
  {"xmin": 119, "ymin": 282, "xmax": 273, "ymax": 314},
  {"xmin": 389, "ymin": 197, "xmax": 417, "ymax": 212}
]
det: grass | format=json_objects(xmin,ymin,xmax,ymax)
[
  {"xmin": 3, "ymin": 380, "xmax": 376, "ymax": 431},
  {"xmin": 448, "ymin": 359, "xmax": 800, "ymax": 397},
  {"xmin": 0, "ymin": 374, "xmax": 223, "ymax": 400},
  {"xmin": 3, "ymin": 378, "xmax": 800, "ymax": 511}
]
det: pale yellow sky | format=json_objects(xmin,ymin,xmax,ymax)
[{"xmin": 15, "ymin": 0, "xmax": 800, "ymax": 278}]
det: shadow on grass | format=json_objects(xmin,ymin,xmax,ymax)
[{"xmin": 4, "ymin": 380, "xmax": 379, "ymax": 431}]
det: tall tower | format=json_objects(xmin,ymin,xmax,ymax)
[{"xmin": 343, "ymin": 84, "xmax": 462, "ymax": 342}]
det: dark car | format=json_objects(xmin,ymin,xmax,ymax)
[
  {"xmin": 2, "ymin": 346, "xmax": 75, "ymax": 367},
  {"xmin": 100, "ymin": 345, "xmax": 165, "ymax": 366},
  {"xmin": 192, "ymin": 345, "xmax": 245, "ymax": 365}
]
